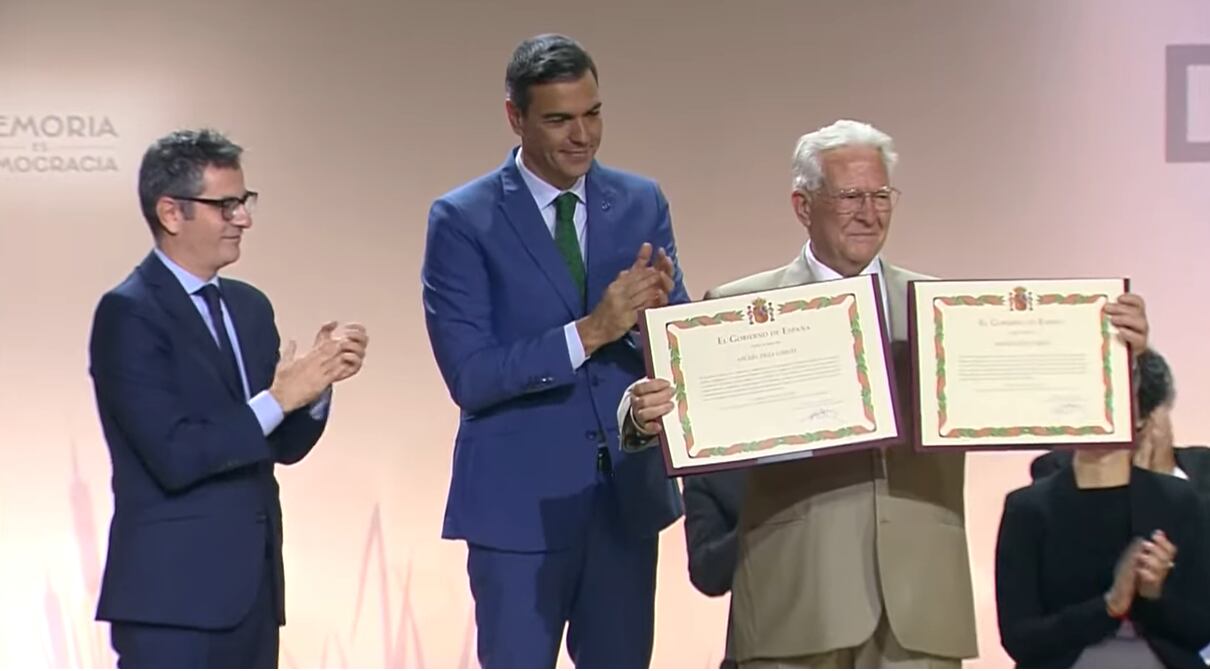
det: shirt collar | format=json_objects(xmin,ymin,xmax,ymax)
[
  {"xmin": 802, "ymin": 240, "xmax": 882, "ymax": 281},
  {"xmin": 153, "ymin": 247, "xmax": 219, "ymax": 295},
  {"xmin": 515, "ymin": 148, "xmax": 587, "ymax": 209}
]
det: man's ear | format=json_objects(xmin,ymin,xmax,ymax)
[
  {"xmin": 505, "ymin": 99, "xmax": 524, "ymax": 137},
  {"xmin": 791, "ymin": 189, "xmax": 813, "ymax": 234},
  {"xmin": 155, "ymin": 196, "xmax": 183, "ymax": 236}
]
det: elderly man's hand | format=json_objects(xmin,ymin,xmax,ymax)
[{"xmin": 1105, "ymin": 293, "xmax": 1148, "ymax": 358}]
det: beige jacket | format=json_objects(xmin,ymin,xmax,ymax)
[{"xmin": 617, "ymin": 253, "xmax": 979, "ymax": 662}]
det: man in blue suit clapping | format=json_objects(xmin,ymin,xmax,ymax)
[
  {"xmin": 88, "ymin": 128, "xmax": 368, "ymax": 668},
  {"xmin": 422, "ymin": 34, "xmax": 690, "ymax": 668}
]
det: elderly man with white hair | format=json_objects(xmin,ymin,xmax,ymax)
[{"xmin": 621, "ymin": 119, "xmax": 1150, "ymax": 668}]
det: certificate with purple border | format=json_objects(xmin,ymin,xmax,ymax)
[
  {"xmin": 909, "ymin": 278, "xmax": 1136, "ymax": 451},
  {"xmin": 640, "ymin": 274, "xmax": 900, "ymax": 476}
]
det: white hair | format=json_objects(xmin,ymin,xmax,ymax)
[{"xmin": 791, "ymin": 119, "xmax": 898, "ymax": 192}]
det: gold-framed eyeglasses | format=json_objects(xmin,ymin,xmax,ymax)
[
  {"xmin": 170, "ymin": 191, "xmax": 258, "ymax": 221},
  {"xmin": 824, "ymin": 186, "xmax": 899, "ymax": 214}
]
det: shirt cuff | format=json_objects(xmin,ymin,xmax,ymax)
[
  {"xmin": 249, "ymin": 390, "xmax": 286, "ymax": 436},
  {"xmin": 309, "ymin": 387, "xmax": 333, "ymax": 420},
  {"xmin": 564, "ymin": 321, "xmax": 587, "ymax": 370}
]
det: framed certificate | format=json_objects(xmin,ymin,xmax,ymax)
[
  {"xmin": 908, "ymin": 278, "xmax": 1136, "ymax": 451},
  {"xmin": 639, "ymin": 274, "xmax": 901, "ymax": 476}
]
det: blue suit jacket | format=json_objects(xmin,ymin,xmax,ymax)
[
  {"xmin": 422, "ymin": 150, "xmax": 689, "ymax": 551},
  {"xmin": 88, "ymin": 251, "xmax": 326, "ymax": 629}
]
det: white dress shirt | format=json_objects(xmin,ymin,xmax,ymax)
[
  {"xmin": 515, "ymin": 149, "xmax": 591, "ymax": 370},
  {"xmin": 802, "ymin": 241, "xmax": 891, "ymax": 335}
]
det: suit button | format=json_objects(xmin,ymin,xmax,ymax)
[
  {"xmin": 591, "ymin": 375, "xmax": 601, "ymax": 387},
  {"xmin": 585, "ymin": 430, "xmax": 598, "ymax": 440},
  {"xmin": 256, "ymin": 513, "xmax": 268, "ymax": 523}
]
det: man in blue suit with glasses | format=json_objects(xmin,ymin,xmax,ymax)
[{"xmin": 89, "ymin": 128, "xmax": 368, "ymax": 668}]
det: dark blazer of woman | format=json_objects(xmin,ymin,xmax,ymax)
[{"xmin": 996, "ymin": 465, "xmax": 1210, "ymax": 668}]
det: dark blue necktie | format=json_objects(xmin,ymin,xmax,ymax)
[{"xmin": 196, "ymin": 284, "xmax": 243, "ymax": 396}]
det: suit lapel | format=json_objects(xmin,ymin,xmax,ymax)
[
  {"xmin": 882, "ymin": 262, "xmax": 911, "ymax": 342},
  {"xmin": 584, "ymin": 167, "xmax": 618, "ymax": 312},
  {"xmin": 498, "ymin": 153, "xmax": 584, "ymax": 317},
  {"xmin": 776, "ymin": 253, "xmax": 815, "ymax": 288},
  {"xmin": 139, "ymin": 252, "xmax": 244, "ymax": 400}
]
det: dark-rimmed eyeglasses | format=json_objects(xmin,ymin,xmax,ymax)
[{"xmin": 170, "ymin": 191, "xmax": 258, "ymax": 221}]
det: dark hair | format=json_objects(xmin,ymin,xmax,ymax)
[
  {"xmin": 505, "ymin": 34, "xmax": 598, "ymax": 114},
  {"xmin": 138, "ymin": 128, "xmax": 243, "ymax": 237},
  {"xmin": 1137, "ymin": 348, "xmax": 1175, "ymax": 418}
]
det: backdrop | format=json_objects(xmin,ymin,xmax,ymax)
[{"xmin": 2, "ymin": 0, "xmax": 1208, "ymax": 667}]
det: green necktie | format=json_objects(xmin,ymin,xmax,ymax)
[{"xmin": 553, "ymin": 192, "xmax": 586, "ymax": 301}]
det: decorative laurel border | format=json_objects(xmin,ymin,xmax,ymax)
[
  {"xmin": 665, "ymin": 294, "xmax": 877, "ymax": 459},
  {"xmin": 933, "ymin": 292, "xmax": 1113, "ymax": 438}
]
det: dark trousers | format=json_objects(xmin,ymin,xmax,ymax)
[
  {"xmin": 467, "ymin": 473, "xmax": 660, "ymax": 668},
  {"xmin": 111, "ymin": 558, "xmax": 278, "ymax": 669}
]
